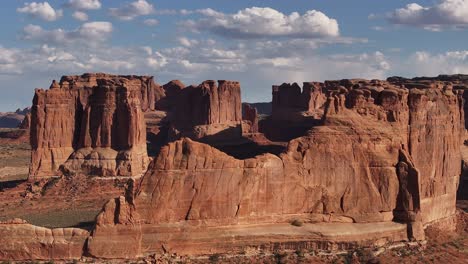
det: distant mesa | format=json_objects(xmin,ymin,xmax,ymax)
[{"xmin": 0, "ymin": 107, "xmax": 31, "ymax": 129}]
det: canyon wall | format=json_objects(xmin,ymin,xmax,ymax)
[{"xmin": 85, "ymin": 76, "xmax": 464, "ymax": 258}]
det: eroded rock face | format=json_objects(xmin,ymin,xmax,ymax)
[
  {"xmin": 167, "ymin": 80, "xmax": 242, "ymax": 143},
  {"xmin": 29, "ymin": 74, "xmax": 244, "ymax": 179},
  {"xmin": 86, "ymin": 76, "xmax": 464, "ymax": 258},
  {"xmin": 30, "ymin": 74, "xmax": 151, "ymax": 179},
  {"xmin": 0, "ymin": 219, "xmax": 88, "ymax": 260},
  {"xmin": 242, "ymin": 103, "xmax": 259, "ymax": 134},
  {"xmin": 20, "ymin": 74, "xmax": 465, "ymax": 259}
]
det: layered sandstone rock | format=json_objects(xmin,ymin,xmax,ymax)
[
  {"xmin": 263, "ymin": 82, "xmax": 326, "ymax": 141},
  {"xmin": 29, "ymin": 74, "xmax": 244, "ymax": 179},
  {"xmin": 86, "ymin": 76, "xmax": 464, "ymax": 258},
  {"xmin": 0, "ymin": 219, "xmax": 88, "ymax": 260},
  {"xmin": 18, "ymin": 74, "xmax": 465, "ymax": 260},
  {"xmin": 167, "ymin": 80, "xmax": 242, "ymax": 142},
  {"xmin": 30, "ymin": 74, "xmax": 151, "ymax": 179},
  {"xmin": 272, "ymin": 82, "xmax": 326, "ymax": 113}
]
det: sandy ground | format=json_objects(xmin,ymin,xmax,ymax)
[{"xmin": 0, "ymin": 140, "xmax": 30, "ymax": 182}]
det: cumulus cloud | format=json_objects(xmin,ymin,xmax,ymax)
[
  {"xmin": 17, "ymin": 2, "xmax": 63, "ymax": 22},
  {"xmin": 397, "ymin": 50, "xmax": 468, "ymax": 76},
  {"xmin": 181, "ymin": 7, "xmax": 339, "ymax": 39},
  {"xmin": 22, "ymin": 22, "xmax": 113, "ymax": 46},
  {"xmin": 72, "ymin": 11, "xmax": 88, "ymax": 21},
  {"xmin": 177, "ymin": 37, "xmax": 198, "ymax": 47},
  {"xmin": 387, "ymin": 0, "xmax": 468, "ymax": 30},
  {"xmin": 143, "ymin": 18, "xmax": 159, "ymax": 26},
  {"xmin": 0, "ymin": 47, "xmax": 22, "ymax": 75},
  {"xmin": 109, "ymin": 0, "xmax": 155, "ymax": 20},
  {"xmin": 67, "ymin": 0, "xmax": 101, "ymax": 10}
]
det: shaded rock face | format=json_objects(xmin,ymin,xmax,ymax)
[
  {"xmin": 0, "ymin": 107, "xmax": 31, "ymax": 128},
  {"xmin": 242, "ymin": 103, "xmax": 259, "ymax": 134},
  {"xmin": 166, "ymin": 80, "xmax": 242, "ymax": 143},
  {"xmin": 86, "ymin": 76, "xmax": 464, "ymax": 258},
  {"xmin": 30, "ymin": 74, "xmax": 151, "ymax": 179},
  {"xmin": 262, "ymin": 82, "xmax": 326, "ymax": 141},
  {"xmin": 272, "ymin": 82, "xmax": 326, "ymax": 113},
  {"xmin": 244, "ymin": 102, "xmax": 272, "ymax": 115}
]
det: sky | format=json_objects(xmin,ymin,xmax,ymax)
[{"xmin": 1, "ymin": 0, "xmax": 468, "ymax": 111}]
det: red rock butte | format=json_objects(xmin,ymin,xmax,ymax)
[{"xmin": 1, "ymin": 73, "xmax": 467, "ymax": 260}]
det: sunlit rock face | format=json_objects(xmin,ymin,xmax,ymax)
[
  {"xmin": 30, "ymin": 73, "xmax": 153, "ymax": 179},
  {"xmin": 86, "ymin": 76, "xmax": 464, "ymax": 258}
]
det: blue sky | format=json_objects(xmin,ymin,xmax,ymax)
[{"xmin": 1, "ymin": 0, "xmax": 468, "ymax": 111}]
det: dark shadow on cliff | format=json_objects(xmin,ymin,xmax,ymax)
[
  {"xmin": 259, "ymin": 115, "xmax": 323, "ymax": 142},
  {"xmin": 146, "ymin": 124, "xmax": 170, "ymax": 157},
  {"xmin": 197, "ymin": 126, "xmax": 288, "ymax": 159},
  {"xmin": 211, "ymin": 139, "xmax": 287, "ymax": 159}
]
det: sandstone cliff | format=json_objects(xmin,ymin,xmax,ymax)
[
  {"xmin": 166, "ymin": 80, "xmax": 242, "ymax": 142},
  {"xmin": 84, "ymin": 76, "xmax": 464, "ymax": 258},
  {"xmin": 29, "ymin": 74, "xmax": 244, "ymax": 179},
  {"xmin": 30, "ymin": 74, "xmax": 151, "ymax": 179}
]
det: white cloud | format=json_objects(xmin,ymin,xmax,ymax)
[
  {"xmin": 0, "ymin": 47, "xmax": 22, "ymax": 75},
  {"xmin": 22, "ymin": 22, "xmax": 113, "ymax": 46},
  {"xmin": 177, "ymin": 37, "xmax": 198, "ymax": 47},
  {"xmin": 371, "ymin": 26, "xmax": 385, "ymax": 31},
  {"xmin": 17, "ymin": 2, "xmax": 63, "ymax": 22},
  {"xmin": 387, "ymin": 0, "xmax": 468, "ymax": 30},
  {"xmin": 397, "ymin": 50, "xmax": 468, "ymax": 76},
  {"xmin": 143, "ymin": 18, "xmax": 159, "ymax": 26},
  {"xmin": 72, "ymin": 11, "xmax": 88, "ymax": 21},
  {"xmin": 67, "ymin": 0, "xmax": 101, "ymax": 10},
  {"xmin": 181, "ymin": 7, "xmax": 339, "ymax": 39},
  {"xmin": 78, "ymin": 21, "xmax": 113, "ymax": 38},
  {"xmin": 154, "ymin": 9, "xmax": 178, "ymax": 15},
  {"xmin": 109, "ymin": 0, "xmax": 155, "ymax": 20}
]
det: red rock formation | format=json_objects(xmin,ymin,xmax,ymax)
[
  {"xmin": 242, "ymin": 103, "xmax": 259, "ymax": 134},
  {"xmin": 272, "ymin": 82, "xmax": 327, "ymax": 113},
  {"xmin": 30, "ymin": 74, "xmax": 151, "ymax": 179},
  {"xmin": 29, "ymin": 74, "xmax": 245, "ymax": 179},
  {"xmin": 167, "ymin": 80, "xmax": 242, "ymax": 142},
  {"xmin": 19, "ymin": 112, "xmax": 31, "ymax": 130},
  {"xmin": 0, "ymin": 219, "xmax": 88, "ymax": 260},
  {"xmin": 84, "ymin": 76, "xmax": 464, "ymax": 259},
  {"xmin": 168, "ymin": 80, "xmax": 241, "ymax": 127},
  {"xmin": 9, "ymin": 74, "xmax": 464, "ymax": 260}
]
